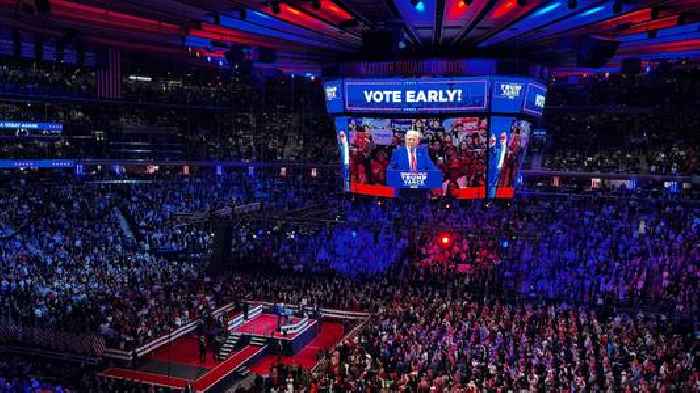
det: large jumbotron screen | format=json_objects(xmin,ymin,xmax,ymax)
[{"xmin": 325, "ymin": 77, "xmax": 545, "ymax": 199}]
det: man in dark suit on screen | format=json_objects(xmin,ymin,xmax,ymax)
[{"xmin": 388, "ymin": 130, "xmax": 438, "ymax": 173}]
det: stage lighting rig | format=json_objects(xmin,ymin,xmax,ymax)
[{"xmin": 271, "ymin": 0, "xmax": 281, "ymax": 14}]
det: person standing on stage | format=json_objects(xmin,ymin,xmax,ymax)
[{"xmin": 199, "ymin": 335, "xmax": 207, "ymax": 363}]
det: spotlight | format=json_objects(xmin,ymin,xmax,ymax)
[
  {"xmin": 458, "ymin": 0, "xmax": 465, "ymax": 7},
  {"xmin": 271, "ymin": 0, "xmax": 280, "ymax": 14},
  {"xmin": 437, "ymin": 232, "xmax": 454, "ymax": 249},
  {"xmin": 567, "ymin": 0, "xmax": 576, "ymax": 9},
  {"xmin": 410, "ymin": 0, "xmax": 425, "ymax": 11},
  {"xmin": 612, "ymin": 0, "xmax": 622, "ymax": 14}
]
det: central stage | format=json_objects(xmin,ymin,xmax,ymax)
[
  {"xmin": 99, "ymin": 306, "xmax": 346, "ymax": 392},
  {"xmin": 230, "ymin": 312, "xmax": 320, "ymax": 355}
]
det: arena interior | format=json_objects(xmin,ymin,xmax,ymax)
[{"xmin": 0, "ymin": 0, "xmax": 699, "ymax": 391}]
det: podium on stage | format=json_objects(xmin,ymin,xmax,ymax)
[{"xmin": 387, "ymin": 169, "xmax": 443, "ymax": 189}]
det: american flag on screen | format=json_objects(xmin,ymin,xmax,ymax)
[{"xmin": 96, "ymin": 48, "xmax": 121, "ymax": 99}]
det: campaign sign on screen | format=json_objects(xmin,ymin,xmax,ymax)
[
  {"xmin": 523, "ymin": 83, "xmax": 547, "ymax": 116},
  {"xmin": 324, "ymin": 80, "xmax": 344, "ymax": 114},
  {"xmin": 0, "ymin": 121, "xmax": 63, "ymax": 131},
  {"xmin": 344, "ymin": 78, "xmax": 488, "ymax": 112},
  {"xmin": 387, "ymin": 170, "xmax": 443, "ymax": 188},
  {"xmin": 0, "ymin": 159, "xmax": 75, "ymax": 168},
  {"xmin": 490, "ymin": 79, "xmax": 527, "ymax": 113}
]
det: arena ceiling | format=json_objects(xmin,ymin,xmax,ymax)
[{"xmin": 1, "ymin": 0, "xmax": 699, "ymax": 73}]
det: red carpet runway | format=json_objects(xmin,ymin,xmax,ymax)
[{"xmin": 249, "ymin": 321, "xmax": 344, "ymax": 374}]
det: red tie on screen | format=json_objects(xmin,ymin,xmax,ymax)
[{"xmin": 410, "ymin": 149, "xmax": 417, "ymax": 172}]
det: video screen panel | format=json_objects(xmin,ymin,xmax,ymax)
[
  {"xmin": 324, "ymin": 80, "xmax": 344, "ymax": 114},
  {"xmin": 523, "ymin": 83, "xmax": 547, "ymax": 116},
  {"xmin": 487, "ymin": 117, "xmax": 531, "ymax": 198},
  {"xmin": 344, "ymin": 78, "xmax": 488, "ymax": 113},
  {"xmin": 336, "ymin": 116, "xmax": 488, "ymax": 198},
  {"xmin": 490, "ymin": 78, "xmax": 528, "ymax": 113}
]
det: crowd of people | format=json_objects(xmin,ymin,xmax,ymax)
[
  {"xmin": 1, "ymin": 57, "xmax": 699, "ymax": 392},
  {"xmin": 0, "ymin": 167, "xmax": 696, "ymax": 391},
  {"xmin": 3, "ymin": 59, "xmax": 700, "ymax": 176},
  {"xmin": 538, "ymin": 109, "xmax": 699, "ymax": 175},
  {"xmin": 0, "ymin": 62, "xmax": 95, "ymax": 98},
  {"xmin": 538, "ymin": 64, "xmax": 700, "ymax": 175},
  {"xmin": 313, "ymin": 294, "xmax": 697, "ymax": 392}
]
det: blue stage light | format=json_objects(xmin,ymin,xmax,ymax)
[
  {"xmin": 579, "ymin": 5, "xmax": 604, "ymax": 16},
  {"xmin": 416, "ymin": 0, "xmax": 425, "ymax": 12},
  {"xmin": 533, "ymin": 2, "xmax": 561, "ymax": 16}
]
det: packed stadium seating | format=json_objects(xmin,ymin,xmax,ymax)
[
  {"xmin": 1, "ymin": 40, "xmax": 699, "ymax": 393},
  {"xmin": 537, "ymin": 64, "xmax": 700, "ymax": 175}
]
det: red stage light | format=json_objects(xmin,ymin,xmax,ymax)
[{"xmin": 438, "ymin": 232, "xmax": 453, "ymax": 248}]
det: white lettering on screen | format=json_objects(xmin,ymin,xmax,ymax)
[
  {"xmin": 535, "ymin": 94, "xmax": 546, "ymax": 108},
  {"xmin": 363, "ymin": 89, "xmax": 464, "ymax": 104}
]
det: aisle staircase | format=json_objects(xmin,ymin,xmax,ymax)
[
  {"xmin": 217, "ymin": 333, "xmax": 242, "ymax": 361},
  {"xmin": 249, "ymin": 336, "xmax": 268, "ymax": 346},
  {"xmin": 639, "ymin": 154, "xmax": 649, "ymax": 174},
  {"xmin": 114, "ymin": 207, "xmax": 135, "ymax": 241}
]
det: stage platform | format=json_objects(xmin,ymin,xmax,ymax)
[
  {"xmin": 249, "ymin": 321, "xmax": 344, "ymax": 375},
  {"xmin": 100, "ymin": 303, "xmax": 363, "ymax": 392},
  {"xmin": 231, "ymin": 313, "xmax": 320, "ymax": 355},
  {"xmin": 100, "ymin": 344, "xmax": 266, "ymax": 392}
]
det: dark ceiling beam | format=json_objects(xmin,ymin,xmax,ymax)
[
  {"xmin": 471, "ymin": 0, "xmax": 556, "ymax": 47},
  {"xmin": 181, "ymin": 0, "xmax": 361, "ymax": 49},
  {"xmin": 325, "ymin": 0, "xmax": 375, "ymax": 28},
  {"xmin": 384, "ymin": 0, "xmax": 423, "ymax": 46},
  {"xmin": 433, "ymin": 0, "xmax": 446, "ymax": 46},
  {"xmin": 283, "ymin": 0, "xmax": 360, "ymax": 31},
  {"xmin": 224, "ymin": 0, "xmax": 362, "ymax": 44},
  {"xmin": 449, "ymin": 0, "xmax": 499, "ymax": 46},
  {"xmin": 514, "ymin": 0, "xmax": 670, "ymax": 45}
]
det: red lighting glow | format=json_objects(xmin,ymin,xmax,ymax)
[
  {"xmin": 617, "ymin": 16, "xmax": 678, "ymax": 36},
  {"xmin": 192, "ymin": 24, "xmax": 303, "ymax": 49},
  {"xmin": 458, "ymin": 0, "xmax": 466, "ymax": 7},
  {"xmin": 437, "ymin": 232, "xmax": 453, "ymax": 248},
  {"xmin": 49, "ymin": 0, "xmax": 180, "ymax": 34},
  {"xmin": 492, "ymin": 1, "xmax": 515, "ymax": 18}
]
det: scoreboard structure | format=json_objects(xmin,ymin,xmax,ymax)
[{"xmin": 324, "ymin": 75, "xmax": 547, "ymax": 199}]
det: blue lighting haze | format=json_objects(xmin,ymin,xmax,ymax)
[
  {"xmin": 580, "ymin": 5, "xmax": 604, "ymax": 16},
  {"xmin": 415, "ymin": 1, "xmax": 426, "ymax": 12},
  {"xmin": 533, "ymin": 2, "xmax": 561, "ymax": 17}
]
